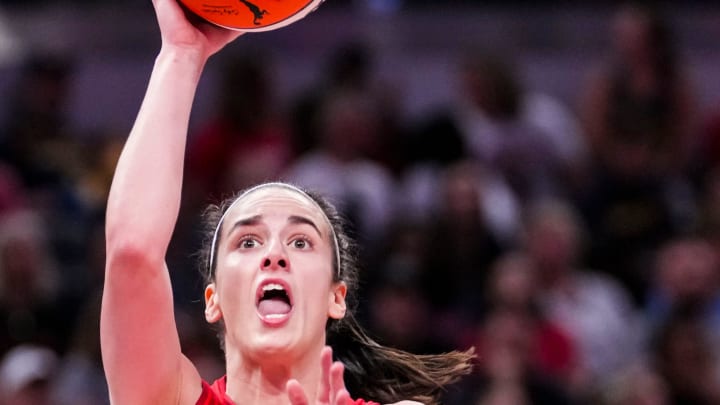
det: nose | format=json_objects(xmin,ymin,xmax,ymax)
[
  {"xmin": 261, "ymin": 241, "xmax": 288, "ymax": 271},
  {"xmin": 262, "ymin": 255, "xmax": 287, "ymax": 270}
]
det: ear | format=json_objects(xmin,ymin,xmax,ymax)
[
  {"xmin": 204, "ymin": 283, "xmax": 223, "ymax": 323},
  {"xmin": 328, "ymin": 281, "xmax": 347, "ymax": 320}
]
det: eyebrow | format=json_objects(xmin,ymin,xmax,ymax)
[
  {"xmin": 226, "ymin": 214, "xmax": 323, "ymax": 239},
  {"xmin": 288, "ymin": 215, "xmax": 323, "ymax": 238}
]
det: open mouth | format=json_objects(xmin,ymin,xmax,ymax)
[{"xmin": 256, "ymin": 281, "xmax": 293, "ymax": 322}]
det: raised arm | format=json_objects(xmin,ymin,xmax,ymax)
[{"xmin": 100, "ymin": 1, "xmax": 242, "ymax": 404}]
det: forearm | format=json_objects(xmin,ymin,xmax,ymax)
[{"xmin": 106, "ymin": 48, "xmax": 207, "ymax": 260}]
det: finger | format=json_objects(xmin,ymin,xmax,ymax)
[
  {"xmin": 286, "ymin": 379, "xmax": 309, "ymax": 405},
  {"xmin": 334, "ymin": 388, "xmax": 352, "ymax": 405},
  {"xmin": 151, "ymin": 0, "xmax": 185, "ymax": 22},
  {"xmin": 318, "ymin": 346, "xmax": 333, "ymax": 402},
  {"xmin": 329, "ymin": 361, "xmax": 346, "ymax": 404}
]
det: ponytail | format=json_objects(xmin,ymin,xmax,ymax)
[{"xmin": 329, "ymin": 314, "xmax": 475, "ymax": 405}]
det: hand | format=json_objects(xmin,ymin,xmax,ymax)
[
  {"xmin": 151, "ymin": 0, "xmax": 243, "ymax": 59},
  {"xmin": 287, "ymin": 346, "xmax": 353, "ymax": 405}
]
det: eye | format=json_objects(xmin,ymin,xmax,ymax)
[
  {"xmin": 238, "ymin": 236, "xmax": 260, "ymax": 249},
  {"xmin": 290, "ymin": 236, "xmax": 312, "ymax": 250}
]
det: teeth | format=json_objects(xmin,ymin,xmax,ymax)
[{"xmin": 262, "ymin": 283, "xmax": 285, "ymax": 292}]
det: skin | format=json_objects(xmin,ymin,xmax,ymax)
[
  {"xmin": 204, "ymin": 187, "xmax": 349, "ymax": 403},
  {"xmin": 100, "ymin": 1, "xmax": 422, "ymax": 404}
]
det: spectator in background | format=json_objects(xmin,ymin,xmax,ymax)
[
  {"xmin": 0, "ymin": 344, "xmax": 57, "ymax": 405},
  {"xmin": 365, "ymin": 163, "xmax": 514, "ymax": 355},
  {"xmin": 645, "ymin": 236, "xmax": 720, "ymax": 350},
  {"xmin": 652, "ymin": 309, "xmax": 720, "ymax": 404},
  {"xmin": 50, "ymin": 293, "xmax": 108, "ymax": 405},
  {"xmin": 600, "ymin": 363, "xmax": 670, "ymax": 405},
  {"xmin": 577, "ymin": 4, "xmax": 698, "ymax": 303},
  {"xmin": 283, "ymin": 88, "xmax": 397, "ymax": 246},
  {"xmin": 0, "ymin": 53, "xmax": 84, "ymax": 190},
  {"xmin": 448, "ymin": 252, "xmax": 580, "ymax": 405},
  {"xmin": 49, "ymin": 133, "xmax": 124, "ymax": 302},
  {"xmin": 408, "ymin": 49, "xmax": 579, "ymax": 204},
  {"xmin": 187, "ymin": 51, "xmax": 292, "ymax": 200},
  {"xmin": 415, "ymin": 162, "xmax": 506, "ymax": 340},
  {"xmin": 580, "ymin": 3, "xmax": 697, "ymax": 178},
  {"xmin": 481, "ymin": 252, "xmax": 579, "ymax": 388},
  {"xmin": 576, "ymin": 155, "xmax": 678, "ymax": 305},
  {"xmin": 0, "ymin": 209, "xmax": 69, "ymax": 356},
  {"xmin": 289, "ymin": 41, "xmax": 404, "ymax": 174},
  {"xmin": 522, "ymin": 199, "xmax": 643, "ymax": 399},
  {"xmin": 469, "ymin": 308, "xmax": 575, "ymax": 405},
  {"xmin": 366, "ymin": 270, "xmax": 432, "ymax": 355},
  {"xmin": 0, "ymin": 54, "xmax": 102, "ymax": 321},
  {"xmin": 364, "ymin": 220, "xmax": 434, "ymax": 354},
  {"xmin": 399, "ymin": 157, "xmax": 521, "ymax": 247},
  {"xmin": 290, "ymin": 41, "xmax": 374, "ymax": 156}
]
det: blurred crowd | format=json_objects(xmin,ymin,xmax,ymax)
[{"xmin": 2, "ymin": 3, "xmax": 720, "ymax": 404}]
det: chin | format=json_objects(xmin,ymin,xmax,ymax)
[
  {"xmin": 249, "ymin": 332, "xmax": 301, "ymax": 358},
  {"xmin": 246, "ymin": 330, "xmax": 322, "ymax": 366}
]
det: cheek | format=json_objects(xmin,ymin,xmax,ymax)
[
  {"xmin": 216, "ymin": 257, "xmax": 257, "ymax": 304},
  {"xmin": 294, "ymin": 256, "xmax": 335, "ymax": 303},
  {"xmin": 305, "ymin": 253, "xmax": 334, "ymax": 278},
  {"xmin": 221, "ymin": 249, "xmax": 262, "ymax": 277}
]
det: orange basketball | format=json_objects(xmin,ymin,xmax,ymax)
[{"xmin": 179, "ymin": 0, "xmax": 325, "ymax": 32}]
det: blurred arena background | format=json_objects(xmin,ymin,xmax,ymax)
[
  {"xmin": 1, "ymin": 1, "xmax": 720, "ymax": 404},
  {"xmin": 1, "ymin": 1, "xmax": 718, "ymax": 132}
]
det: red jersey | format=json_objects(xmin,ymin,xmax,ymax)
[{"xmin": 196, "ymin": 376, "xmax": 380, "ymax": 405}]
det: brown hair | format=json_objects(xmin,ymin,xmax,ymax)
[{"xmin": 197, "ymin": 183, "xmax": 475, "ymax": 404}]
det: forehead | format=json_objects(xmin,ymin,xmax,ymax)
[{"xmin": 223, "ymin": 186, "xmax": 329, "ymax": 232}]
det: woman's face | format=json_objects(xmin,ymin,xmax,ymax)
[{"xmin": 204, "ymin": 186, "xmax": 346, "ymax": 363}]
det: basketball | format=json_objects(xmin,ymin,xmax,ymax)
[{"xmin": 178, "ymin": 0, "xmax": 325, "ymax": 32}]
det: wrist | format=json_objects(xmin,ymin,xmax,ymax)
[{"xmin": 155, "ymin": 46, "xmax": 208, "ymax": 79}]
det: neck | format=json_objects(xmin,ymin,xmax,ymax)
[{"xmin": 224, "ymin": 344, "xmax": 324, "ymax": 404}]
